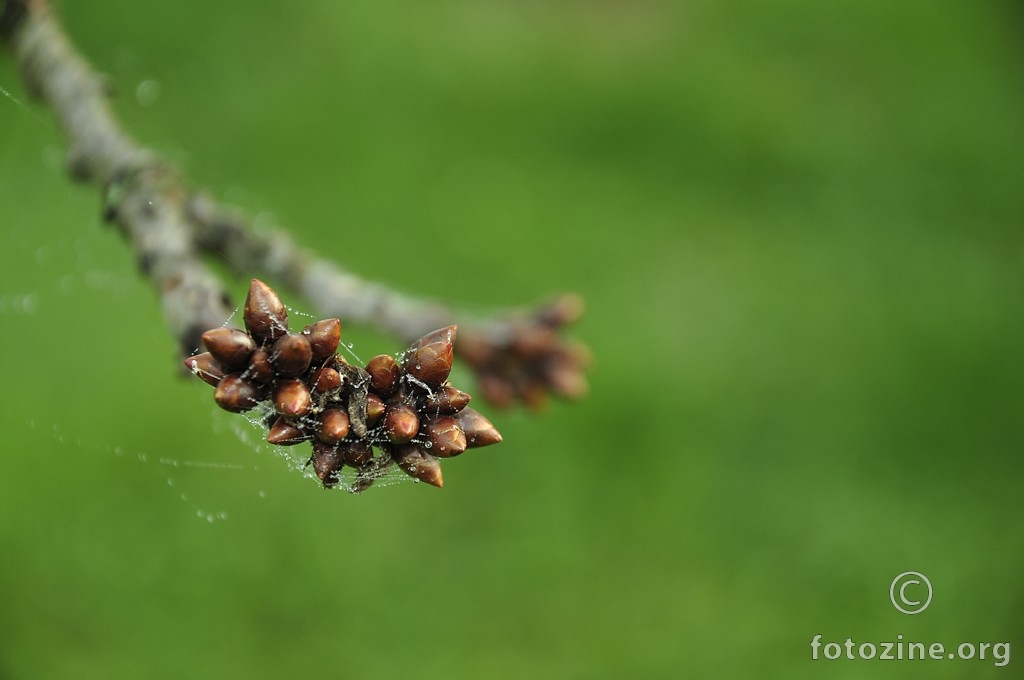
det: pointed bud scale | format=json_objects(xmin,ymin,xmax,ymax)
[
  {"xmin": 340, "ymin": 440, "xmax": 373, "ymax": 468},
  {"xmin": 317, "ymin": 408, "xmax": 350, "ymax": 444},
  {"xmin": 365, "ymin": 393, "xmax": 386, "ymax": 425},
  {"xmin": 266, "ymin": 417, "xmax": 310, "ymax": 445},
  {"xmin": 246, "ymin": 348, "xmax": 275, "ymax": 384},
  {"xmin": 393, "ymin": 445, "xmax": 444, "ymax": 488},
  {"xmin": 456, "ymin": 333, "xmax": 494, "ymax": 365},
  {"xmin": 562, "ymin": 340, "xmax": 593, "ymax": 369},
  {"xmin": 309, "ymin": 366, "xmax": 342, "ymax": 394},
  {"xmin": 274, "ymin": 378, "xmax": 312, "ymax": 418},
  {"xmin": 426, "ymin": 385, "xmax": 471, "ymax": 414},
  {"xmin": 366, "ymin": 354, "xmax": 401, "ymax": 396},
  {"xmin": 544, "ymin": 362, "xmax": 588, "ymax": 399},
  {"xmin": 384, "ymin": 403, "xmax": 420, "ymax": 444},
  {"xmin": 271, "ymin": 333, "xmax": 312, "ymax": 378},
  {"xmin": 311, "ymin": 440, "xmax": 343, "ymax": 488},
  {"xmin": 424, "ymin": 417, "xmax": 467, "ymax": 458},
  {"xmin": 184, "ymin": 352, "xmax": 226, "ymax": 387},
  {"xmin": 537, "ymin": 293, "xmax": 585, "ymax": 327},
  {"xmin": 243, "ymin": 278, "xmax": 288, "ymax": 344},
  {"xmin": 510, "ymin": 325, "xmax": 557, "ymax": 360},
  {"xmin": 478, "ymin": 372, "xmax": 515, "ymax": 408},
  {"xmin": 303, "ymin": 318, "xmax": 341, "ymax": 364},
  {"xmin": 404, "ymin": 325, "xmax": 456, "ymax": 388},
  {"xmin": 201, "ymin": 328, "xmax": 256, "ymax": 370},
  {"xmin": 214, "ymin": 375, "xmax": 261, "ymax": 413},
  {"xmin": 456, "ymin": 408, "xmax": 503, "ymax": 448}
]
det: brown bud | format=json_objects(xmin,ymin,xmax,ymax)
[
  {"xmin": 404, "ymin": 325, "xmax": 456, "ymax": 388},
  {"xmin": 243, "ymin": 278, "xmax": 288, "ymax": 344},
  {"xmin": 310, "ymin": 440, "xmax": 343, "ymax": 488},
  {"xmin": 384, "ymin": 403, "xmax": 420, "ymax": 444},
  {"xmin": 544, "ymin": 362, "xmax": 588, "ymax": 399},
  {"xmin": 317, "ymin": 408, "xmax": 350, "ymax": 444},
  {"xmin": 274, "ymin": 378, "xmax": 312, "ymax": 418},
  {"xmin": 201, "ymin": 328, "xmax": 256, "ymax": 370},
  {"xmin": 184, "ymin": 352, "xmax": 225, "ymax": 387},
  {"xmin": 340, "ymin": 440, "xmax": 373, "ymax": 467},
  {"xmin": 246, "ymin": 348, "xmax": 275, "ymax": 384},
  {"xmin": 456, "ymin": 408, "xmax": 503, "ymax": 448},
  {"xmin": 424, "ymin": 417, "xmax": 467, "ymax": 458},
  {"xmin": 456, "ymin": 333, "xmax": 493, "ymax": 365},
  {"xmin": 426, "ymin": 385, "xmax": 471, "ymax": 414},
  {"xmin": 266, "ymin": 417, "xmax": 310, "ymax": 445},
  {"xmin": 365, "ymin": 393, "xmax": 386, "ymax": 425},
  {"xmin": 309, "ymin": 366, "xmax": 342, "ymax": 394},
  {"xmin": 537, "ymin": 293, "xmax": 585, "ymax": 327},
  {"xmin": 366, "ymin": 354, "xmax": 401, "ymax": 396},
  {"xmin": 214, "ymin": 375, "xmax": 261, "ymax": 413},
  {"xmin": 510, "ymin": 325, "xmax": 557, "ymax": 359},
  {"xmin": 303, "ymin": 318, "xmax": 341, "ymax": 364},
  {"xmin": 271, "ymin": 333, "xmax": 312, "ymax": 378},
  {"xmin": 392, "ymin": 444, "xmax": 443, "ymax": 488},
  {"xmin": 478, "ymin": 372, "xmax": 515, "ymax": 408}
]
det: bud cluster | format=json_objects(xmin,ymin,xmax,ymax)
[
  {"xmin": 458, "ymin": 294, "xmax": 591, "ymax": 409},
  {"xmin": 185, "ymin": 279, "xmax": 501, "ymax": 491}
]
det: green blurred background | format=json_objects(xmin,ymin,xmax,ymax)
[{"xmin": 1, "ymin": 0, "xmax": 1022, "ymax": 678}]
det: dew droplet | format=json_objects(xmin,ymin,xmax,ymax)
[{"xmin": 135, "ymin": 79, "xmax": 161, "ymax": 106}]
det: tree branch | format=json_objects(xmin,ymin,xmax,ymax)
[
  {"xmin": 186, "ymin": 192, "xmax": 453, "ymax": 344},
  {"xmin": 2, "ymin": 0, "xmax": 233, "ymax": 356},
  {"xmin": 1, "ymin": 0, "xmax": 589, "ymax": 407}
]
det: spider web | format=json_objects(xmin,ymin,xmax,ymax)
[{"xmin": 3, "ymin": 207, "xmax": 420, "ymax": 521}]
